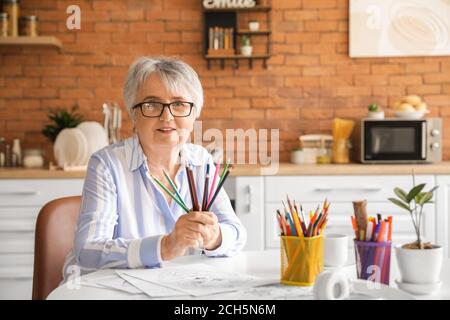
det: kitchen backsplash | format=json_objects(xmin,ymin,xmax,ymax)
[{"xmin": 1, "ymin": 0, "xmax": 450, "ymax": 163}]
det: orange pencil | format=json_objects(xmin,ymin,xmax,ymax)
[
  {"xmin": 376, "ymin": 220, "xmax": 385, "ymax": 242},
  {"xmin": 387, "ymin": 216, "xmax": 393, "ymax": 241}
]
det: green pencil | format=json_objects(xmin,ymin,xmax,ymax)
[
  {"xmin": 151, "ymin": 175, "xmax": 190, "ymax": 213},
  {"xmin": 162, "ymin": 169, "xmax": 185, "ymax": 205}
]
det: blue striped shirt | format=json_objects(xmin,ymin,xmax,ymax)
[{"xmin": 62, "ymin": 135, "xmax": 246, "ymax": 282}]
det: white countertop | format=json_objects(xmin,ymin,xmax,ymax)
[{"xmin": 2, "ymin": 162, "xmax": 450, "ymax": 179}]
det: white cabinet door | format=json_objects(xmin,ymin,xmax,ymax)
[
  {"xmin": 436, "ymin": 175, "xmax": 450, "ymax": 259},
  {"xmin": 226, "ymin": 177, "xmax": 264, "ymax": 251},
  {"xmin": 265, "ymin": 175, "xmax": 435, "ymax": 203}
]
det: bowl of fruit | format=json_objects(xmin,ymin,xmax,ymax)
[{"xmin": 393, "ymin": 95, "xmax": 429, "ymax": 119}]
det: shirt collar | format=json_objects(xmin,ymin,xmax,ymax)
[{"xmin": 124, "ymin": 134, "xmax": 203, "ymax": 172}]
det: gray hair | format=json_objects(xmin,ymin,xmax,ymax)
[{"xmin": 123, "ymin": 56, "xmax": 204, "ymax": 119}]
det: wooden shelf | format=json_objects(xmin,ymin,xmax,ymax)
[
  {"xmin": 204, "ymin": 54, "xmax": 270, "ymax": 59},
  {"xmin": 203, "ymin": 1, "xmax": 271, "ymax": 69},
  {"xmin": 237, "ymin": 29, "xmax": 271, "ymax": 35},
  {"xmin": 0, "ymin": 36, "xmax": 62, "ymax": 49},
  {"xmin": 204, "ymin": 54, "xmax": 270, "ymax": 69},
  {"xmin": 203, "ymin": 6, "xmax": 271, "ymax": 12}
]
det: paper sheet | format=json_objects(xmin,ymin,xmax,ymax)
[
  {"xmin": 115, "ymin": 271, "xmax": 186, "ymax": 298},
  {"xmin": 120, "ymin": 263, "xmax": 276, "ymax": 297},
  {"xmin": 83, "ymin": 273, "xmax": 143, "ymax": 294},
  {"xmin": 216, "ymin": 283, "xmax": 314, "ymax": 300}
]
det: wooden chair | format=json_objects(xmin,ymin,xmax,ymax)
[{"xmin": 32, "ymin": 196, "xmax": 81, "ymax": 300}]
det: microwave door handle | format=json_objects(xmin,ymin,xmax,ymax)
[{"xmin": 422, "ymin": 122, "xmax": 427, "ymax": 159}]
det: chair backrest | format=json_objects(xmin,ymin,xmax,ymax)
[{"xmin": 32, "ymin": 196, "xmax": 81, "ymax": 300}]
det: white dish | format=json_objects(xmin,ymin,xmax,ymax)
[
  {"xmin": 77, "ymin": 121, "xmax": 109, "ymax": 165},
  {"xmin": 395, "ymin": 279, "xmax": 442, "ymax": 295},
  {"xmin": 54, "ymin": 128, "xmax": 88, "ymax": 168},
  {"xmin": 394, "ymin": 110, "xmax": 429, "ymax": 119}
]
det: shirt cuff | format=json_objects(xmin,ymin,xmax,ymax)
[
  {"xmin": 127, "ymin": 235, "xmax": 163, "ymax": 268},
  {"xmin": 203, "ymin": 223, "xmax": 236, "ymax": 257}
]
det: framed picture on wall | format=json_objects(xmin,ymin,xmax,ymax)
[{"xmin": 349, "ymin": 0, "xmax": 450, "ymax": 57}]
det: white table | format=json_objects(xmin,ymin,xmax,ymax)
[{"xmin": 48, "ymin": 250, "xmax": 450, "ymax": 300}]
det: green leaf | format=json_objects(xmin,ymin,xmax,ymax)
[
  {"xmin": 417, "ymin": 192, "xmax": 433, "ymax": 205},
  {"xmin": 428, "ymin": 186, "xmax": 439, "ymax": 194},
  {"xmin": 394, "ymin": 187, "xmax": 408, "ymax": 202},
  {"xmin": 406, "ymin": 183, "xmax": 426, "ymax": 202},
  {"xmin": 388, "ymin": 198, "xmax": 411, "ymax": 212}
]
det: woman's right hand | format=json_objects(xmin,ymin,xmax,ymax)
[{"xmin": 161, "ymin": 211, "xmax": 216, "ymax": 261}]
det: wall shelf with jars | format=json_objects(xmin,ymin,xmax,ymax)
[
  {"xmin": 0, "ymin": 0, "xmax": 62, "ymax": 49},
  {"xmin": 202, "ymin": 0, "xmax": 272, "ymax": 69}
]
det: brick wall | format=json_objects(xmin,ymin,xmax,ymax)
[{"xmin": 1, "ymin": 0, "xmax": 450, "ymax": 163}]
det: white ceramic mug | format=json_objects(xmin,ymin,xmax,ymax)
[{"xmin": 324, "ymin": 234, "xmax": 348, "ymax": 267}]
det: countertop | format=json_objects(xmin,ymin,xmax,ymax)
[{"xmin": 1, "ymin": 162, "xmax": 450, "ymax": 179}]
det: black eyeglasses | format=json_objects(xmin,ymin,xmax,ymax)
[{"xmin": 132, "ymin": 101, "xmax": 195, "ymax": 118}]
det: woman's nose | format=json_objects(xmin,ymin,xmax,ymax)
[{"xmin": 159, "ymin": 106, "xmax": 173, "ymax": 121}]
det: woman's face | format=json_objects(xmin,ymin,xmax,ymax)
[{"xmin": 133, "ymin": 73, "xmax": 196, "ymax": 149}]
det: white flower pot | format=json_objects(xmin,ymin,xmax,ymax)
[
  {"xmin": 240, "ymin": 46, "xmax": 253, "ymax": 56},
  {"xmin": 395, "ymin": 244, "xmax": 443, "ymax": 284},
  {"xmin": 367, "ymin": 111, "xmax": 385, "ymax": 119}
]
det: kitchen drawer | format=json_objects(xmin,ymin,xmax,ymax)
[
  {"xmin": 0, "ymin": 277, "xmax": 32, "ymax": 299},
  {"xmin": 0, "ymin": 207, "xmax": 40, "ymax": 232},
  {"xmin": 265, "ymin": 202, "xmax": 435, "ymax": 249},
  {"xmin": 0, "ymin": 253, "xmax": 34, "ymax": 267},
  {"xmin": 264, "ymin": 175, "xmax": 435, "ymax": 203},
  {"xmin": 0, "ymin": 179, "xmax": 83, "ymax": 206},
  {"xmin": 0, "ymin": 232, "xmax": 34, "ymax": 254}
]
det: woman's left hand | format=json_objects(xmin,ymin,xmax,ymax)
[{"xmin": 189, "ymin": 211, "xmax": 222, "ymax": 250}]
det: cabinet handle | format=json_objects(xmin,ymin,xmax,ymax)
[
  {"xmin": 0, "ymin": 191, "xmax": 38, "ymax": 196},
  {"xmin": 314, "ymin": 186, "xmax": 382, "ymax": 192},
  {"xmin": 246, "ymin": 185, "xmax": 252, "ymax": 214}
]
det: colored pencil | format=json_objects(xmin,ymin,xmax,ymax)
[
  {"xmin": 201, "ymin": 168, "xmax": 210, "ymax": 211},
  {"xmin": 151, "ymin": 175, "xmax": 190, "ymax": 213},
  {"xmin": 207, "ymin": 161, "xmax": 220, "ymax": 207},
  {"xmin": 206, "ymin": 168, "xmax": 230, "ymax": 211},
  {"xmin": 186, "ymin": 165, "xmax": 200, "ymax": 211},
  {"xmin": 162, "ymin": 169, "xmax": 185, "ymax": 205}
]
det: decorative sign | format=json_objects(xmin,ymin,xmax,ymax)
[{"xmin": 203, "ymin": 0, "xmax": 256, "ymax": 9}]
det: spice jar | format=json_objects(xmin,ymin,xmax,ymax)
[
  {"xmin": 23, "ymin": 149, "xmax": 44, "ymax": 168},
  {"xmin": 0, "ymin": 13, "xmax": 8, "ymax": 37},
  {"xmin": 332, "ymin": 139, "xmax": 351, "ymax": 164},
  {"xmin": 3, "ymin": 0, "xmax": 19, "ymax": 37},
  {"xmin": 19, "ymin": 15, "xmax": 38, "ymax": 36}
]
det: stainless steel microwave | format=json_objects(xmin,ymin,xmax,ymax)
[{"xmin": 352, "ymin": 118, "xmax": 442, "ymax": 163}]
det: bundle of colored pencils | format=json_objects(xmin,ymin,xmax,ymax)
[
  {"xmin": 276, "ymin": 196, "xmax": 329, "ymax": 237},
  {"xmin": 151, "ymin": 160, "xmax": 232, "ymax": 213},
  {"xmin": 351, "ymin": 213, "xmax": 392, "ymax": 242}
]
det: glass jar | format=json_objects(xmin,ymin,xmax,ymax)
[
  {"xmin": 19, "ymin": 15, "xmax": 38, "ymax": 36},
  {"xmin": 0, "ymin": 13, "xmax": 8, "ymax": 37},
  {"xmin": 332, "ymin": 139, "xmax": 350, "ymax": 164},
  {"xmin": 3, "ymin": 0, "xmax": 19, "ymax": 37},
  {"xmin": 23, "ymin": 149, "xmax": 44, "ymax": 168}
]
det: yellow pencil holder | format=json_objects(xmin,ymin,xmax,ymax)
[{"xmin": 280, "ymin": 235, "xmax": 324, "ymax": 286}]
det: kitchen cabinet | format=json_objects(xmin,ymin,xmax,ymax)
[
  {"xmin": 0, "ymin": 179, "xmax": 84, "ymax": 299},
  {"xmin": 224, "ymin": 176, "xmax": 264, "ymax": 251},
  {"xmin": 436, "ymin": 175, "xmax": 450, "ymax": 258}
]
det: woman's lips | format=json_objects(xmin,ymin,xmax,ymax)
[{"xmin": 156, "ymin": 127, "xmax": 176, "ymax": 134}]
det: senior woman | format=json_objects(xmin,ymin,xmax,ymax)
[{"xmin": 62, "ymin": 56, "xmax": 246, "ymax": 282}]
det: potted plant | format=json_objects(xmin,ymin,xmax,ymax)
[
  {"xmin": 367, "ymin": 103, "xmax": 384, "ymax": 119},
  {"xmin": 240, "ymin": 35, "xmax": 252, "ymax": 56},
  {"xmin": 42, "ymin": 105, "xmax": 83, "ymax": 142},
  {"xmin": 388, "ymin": 171, "xmax": 443, "ymax": 294}
]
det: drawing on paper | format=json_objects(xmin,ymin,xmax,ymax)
[{"xmin": 350, "ymin": 0, "xmax": 450, "ymax": 57}]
